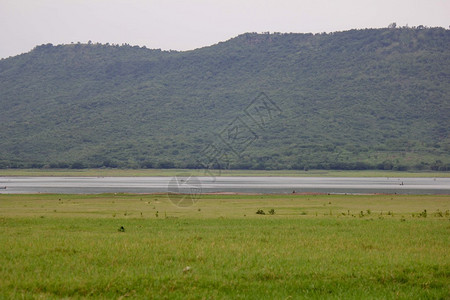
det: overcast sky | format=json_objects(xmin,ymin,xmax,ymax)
[{"xmin": 1, "ymin": 0, "xmax": 449, "ymax": 58}]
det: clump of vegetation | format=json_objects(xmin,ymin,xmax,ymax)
[
  {"xmin": 118, "ymin": 226, "xmax": 125, "ymax": 232},
  {"xmin": 433, "ymin": 210, "xmax": 443, "ymax": 217},
  {"xmin": 256, "ymin": 209, "xmax": 265, "ymax": 215},
  {"xmin": 268, "ymin": 209, "xmax": 275, "ymax": 215}
]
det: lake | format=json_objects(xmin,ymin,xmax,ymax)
[{"xmin": 0, "ymin": 176, "xmax": 449, "ymax": 194}]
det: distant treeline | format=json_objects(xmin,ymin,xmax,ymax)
[{"xmin": 1, "ymin": 159, "xmax": 448, "ymax": 171}]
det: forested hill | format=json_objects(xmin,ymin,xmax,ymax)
[{"xmin": 0, "ymin": 27, "xmax": 449, "ymax": 170}]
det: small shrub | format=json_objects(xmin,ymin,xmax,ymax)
[
  {"xmin": 268, "ymin": 209, "xmax": 275, "ymax": 215},
  {"xmin": 434, "ymin": 210, "xmax": 443, "ymax": 217},
  {"xmin": 118, "ymin": 226, "xmax": 125, "ymax": 232},
  {"xmin": 256, "ymin": 209, "xmax": 265, "ymax": 215}
]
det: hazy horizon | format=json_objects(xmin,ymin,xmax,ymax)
[{"xmin": 1, "ymin": 0, "xmax": 449, "ymax": 59}]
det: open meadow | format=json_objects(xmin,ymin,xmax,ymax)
[{"xmin": 0, "ymin": 193, "xmax": 449, "ymax": 299}]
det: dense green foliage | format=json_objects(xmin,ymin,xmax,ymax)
[{"xmin": 0, "ymin": 27, "xmax": 449, "ymax": 170}]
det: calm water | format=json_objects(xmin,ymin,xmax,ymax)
[{"xmin": 0, "ymin": 176, "xmax": 449, "ymax": 194}]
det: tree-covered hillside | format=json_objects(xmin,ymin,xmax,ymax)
[{"xmin": 0, "ymin": 27, "xmax": 449, "ymax": 170}]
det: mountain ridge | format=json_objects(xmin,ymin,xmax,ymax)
[{"xmin": 0, "ymin": 27, "xmax": 449, "ymax": 170}]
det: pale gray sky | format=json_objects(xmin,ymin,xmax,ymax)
[{"xmin": 1, "ymin": 0, "xmax": 449, "ymax": 58}]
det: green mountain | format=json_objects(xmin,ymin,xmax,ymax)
[{"xmin": 0, "ymin": 27, "xmax": 449, "ymax": 170}]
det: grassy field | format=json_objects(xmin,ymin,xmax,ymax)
[
  {"xmin": 0, "ymin": 168, "xmax": 449, "ymax": 177},
  {"xmin": 0, "ymin": 193, "xmax": 449, "ymax": 299}
]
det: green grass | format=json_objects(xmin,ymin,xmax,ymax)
[
  {"xmin": 0, "ymin": 168, "xmax": 449, "ymax": 177},
  {"xmin": 0, "ymin": 194, "xmax": 449, "ymax": 299}
]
